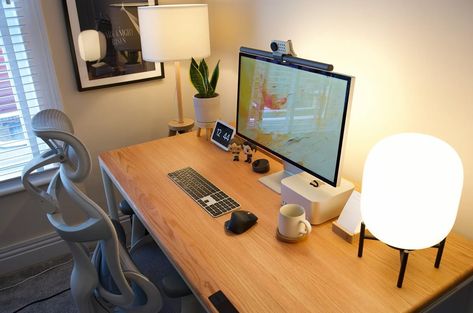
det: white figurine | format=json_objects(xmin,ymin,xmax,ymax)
[{"xmin": 242, "ymin": 141, "xmax": 257, "ymax": 163}]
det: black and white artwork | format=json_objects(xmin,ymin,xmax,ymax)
[{"xmin": 63, "ymin": 0, "xmax": 164, "ymax": 91}]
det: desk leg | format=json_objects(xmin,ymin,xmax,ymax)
[{"xmin": 100, "ymin": 166, "xmax": 119, "ymax": 221}]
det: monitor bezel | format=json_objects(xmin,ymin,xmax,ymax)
[{"xmin": 236, "ymin": 51, "xmax": 354, "ymax": 187}]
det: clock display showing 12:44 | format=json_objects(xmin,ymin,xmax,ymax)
[{"xmin": 211, "ymin": 120, "xmax": 236, "ymax": 151}]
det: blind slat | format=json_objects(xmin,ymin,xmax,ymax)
[
  {"xmin": 0, "ymin": 163, "xmax": 54, "ymax": 180},
  {"xmin": 0, "ymin": 140, "xmax": 35, "ymax": 148},
  {"xmin": 0, "ymin": 58, "xmax": 34, "ymax": 66},
  {"xmin": 0, "ymin": 24, "xmax": 26, "ymax": 33},
  {"xmin": 0, "ymin": 73, "xmax": 40, "ymax": 83},
  {"xmin": 0, "ymin": 146, "xmax": 49, "ymax": 162},
  {"xmin": 0, "ymin": 102, "xmax": 44, "ymax": 111},
  {"xmin": 0, "ymin": 64, "xmax": 36, "ymax": 74},
  {"xmin": 0, "ymin": 147, "xmax": 48, "ymax": 159},
  {"xmin": 0, "ymin": 92, "xmax": 42, "ymax": 101},
  {"xmin": 0, "ymin": 130, "xmax": 29, "ymax": 141},
  {"xmin": 0, "ymin": 102, "xmax": 43, "ymax": 110},
  {"xmin": 0, "ymin": 101, "xmax": 43, "ymax": 110}
]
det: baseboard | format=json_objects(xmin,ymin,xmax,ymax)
[
  {"xmin": 0, "ymin": 231, "xmax": 69, "ymax": 275},
  {"xmin": 0, "ymin": 215, "xmax": 131, "ymax": 275}
]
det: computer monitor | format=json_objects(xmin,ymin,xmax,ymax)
[{"xmin": 236, "ymin": 50, "xmax": 354, "ymax": 192}]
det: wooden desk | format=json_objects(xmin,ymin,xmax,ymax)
[{"xmin": 99, "ymin": 132, "xmax": 473, "ymax": 313}]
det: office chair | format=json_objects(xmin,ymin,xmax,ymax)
[{"xmin": 22, "ymin": 109, "xmax": 204, "ymax": 313}]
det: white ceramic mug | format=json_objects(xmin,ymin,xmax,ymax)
[{"xmin": 278, "ymin": 204, "xmax": 312, "ymax": 238}]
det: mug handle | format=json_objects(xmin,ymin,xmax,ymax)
[{"xmin": 298, "ymin": 220, "xmax": 312, "ymax": 235}]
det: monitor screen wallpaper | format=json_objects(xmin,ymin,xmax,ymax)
[{"xmin": 237, "ymin": 53, "xmax": 352, "ymax": 185}]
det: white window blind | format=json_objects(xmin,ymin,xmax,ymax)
[{"xmin": 0, "ymin": 0, "xmax": 61, "ymax": 183}]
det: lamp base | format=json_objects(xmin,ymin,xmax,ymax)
[
  {"xmin": 357, "ymin": 222, "xmax": 446, "ymax": 288},
  {"xmin": 168, "ymin": 118, "xmax": 194, "ymax": 136}
]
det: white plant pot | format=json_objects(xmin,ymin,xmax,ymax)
[{"xmin": 193, "ymin": 94, "xmax": 220, "ymax": 127}]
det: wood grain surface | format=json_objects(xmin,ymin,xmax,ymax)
[{"xmin": 99, "ymin": 132, "xmax": 473, "ymax": 313}]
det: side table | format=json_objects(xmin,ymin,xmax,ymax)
[{"xmin": 168, "ymin": 118, "xmax": 194, "ymax": 136}]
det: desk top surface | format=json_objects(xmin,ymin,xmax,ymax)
[{"xmin": 99, "ymin": 132, "xmax": 473, "ymax": 313}]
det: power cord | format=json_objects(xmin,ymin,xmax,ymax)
[
  {"xmin": 8, "ymin": 283, "xmax": 113, "ymax": 313},
  {"xmin": 10, "ymin": 287, "xmax": 71, "ymax": 313},
  {"xmin": 3, "ymin": 257, "xmax": 113, "ymax": 313},
  {"xmin": 0, "ymin": 259, "xmax": 72, "ymax": 292}
]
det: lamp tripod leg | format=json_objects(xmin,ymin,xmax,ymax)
[
  {"xmin": 435, "ymin": 238, "xmax": 446, "ymax": 268},
  {"xmin": 358, "ymin": 222, "xmax": 366, "ymax": 257},
  {"xmin": 397, "ymin": 250, "xmax": 409, "ymax": 288}
]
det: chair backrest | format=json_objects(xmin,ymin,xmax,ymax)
[{"xmin": 21, "ymin": 109, "xmax": 162, "ymax": 313}]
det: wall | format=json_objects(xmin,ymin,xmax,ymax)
[
  {"xmin": 0, "ymin": 0, "xmax": 201, "ymax": 274},
  {"xmin": 205, "ymin": 0, "xmax": 473, "ymax": 238}
]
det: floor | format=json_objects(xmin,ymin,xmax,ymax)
[
  {"xmin": 0, "ymin": 254, "xmax": 77, "ymax": 313},
  {"xmin": 0, "ymin": 239, "xmax": 185, "ymax": 313}
]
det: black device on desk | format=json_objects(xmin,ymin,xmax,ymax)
[
  {"xmin": 209, "ymin": 290, "xmax": 239, "ymax": 313},
  {"xmin": 225, "ymin": 210, "xmax": 258, "ymax": 234},
  {"xmin": 252, "ymin": 159, "xmax": 270, "ymax": 173}
]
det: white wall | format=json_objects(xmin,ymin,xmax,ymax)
[{"xmin": 206, "ymin": 0, "xmax": 473, "ymax": 239}]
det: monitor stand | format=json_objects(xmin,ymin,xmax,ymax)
[{"xmin": 258, "ymin": 161, "xmax": 303, "ymax": 194}]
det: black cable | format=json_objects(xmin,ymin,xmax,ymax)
[{"xmin": 10, "ymin": 287, "xmax": 71, "ymax": 313}]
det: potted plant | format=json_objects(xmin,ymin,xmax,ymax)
[{"xmin": 190, "ymin": 58, "xmax": 220, "ymax": 129}]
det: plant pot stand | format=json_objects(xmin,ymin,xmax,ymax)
[{"xmin": 195, "ymin": 121, "xmax": 214, "ymax": 140}]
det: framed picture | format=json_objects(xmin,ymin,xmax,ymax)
[{"xmin": 63, "ymin": 0, "xmax": 164, "ymax": 91}]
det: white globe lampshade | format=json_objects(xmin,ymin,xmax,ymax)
[
  {"xmin": 138, "ymin": 4, "xmax": 210, "ymax": 62},
  {"xmin": 78, "ymin": 30, "xmax": 107, "ymax": 62},
  {"xmin": 361, "ymin": 133, "xmax": 463, "ymax": 250}
]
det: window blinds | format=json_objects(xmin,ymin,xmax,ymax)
[{"xmin": 0, "ymin": 0, "xmax": 61, "ymax": 183}]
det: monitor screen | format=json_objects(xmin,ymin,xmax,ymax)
[{"xmin": 236, "ymin": 52, "xmax": 353, "ymax": 187}]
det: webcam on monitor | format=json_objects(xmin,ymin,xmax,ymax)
[{"xmin": 270, "ymin": 39, "xmax": 296, "ymax": 57}]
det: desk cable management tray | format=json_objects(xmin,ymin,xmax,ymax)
[{"xmin": 168, "ymin": 167, "xmax": 240, "ymax": 217}]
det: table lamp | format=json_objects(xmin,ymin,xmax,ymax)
[
  {"xmin": 138, "ymin": 4, "xmax": 210, "ymax": 135},
  {"xmin": 358, "ymin": 133, "xmax": 463, "ymax": 287}
]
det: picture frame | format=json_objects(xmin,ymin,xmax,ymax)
[{"xmin": 63, "ymin": 0, "xmax": 164, "ymax": 91}]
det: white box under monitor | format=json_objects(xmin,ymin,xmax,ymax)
[{"xmin": 281, "ymin": 172, "xmax": 354, "ymax": 225}]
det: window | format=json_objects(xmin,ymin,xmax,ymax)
[{"xmin": 0, "ymin": 0, "xmax": 61, "ymax": 183}]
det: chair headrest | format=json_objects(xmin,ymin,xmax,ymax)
[
  {"xmin": 32, "ymin": 108, "xmax": 74, "ymax": 134},
  {"xmin": 32, "ymin": 109, "xmax": 91, "ymax": 182}
]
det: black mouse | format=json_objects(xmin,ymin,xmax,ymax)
[{"xmin": 224, "ymin": 210, "xmax": 258, "ymax": 234}]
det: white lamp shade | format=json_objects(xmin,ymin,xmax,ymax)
[
  {"xmin": 361, "ymin": 133, "xmax": 463, "ymax": 250},
  {"xmin": 138, "ymin": 4, "xmax": 210, "ymax": 62},
  {"xmin": 78, "ymin": 30, "xmax": 107, "ymax": 62}
]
